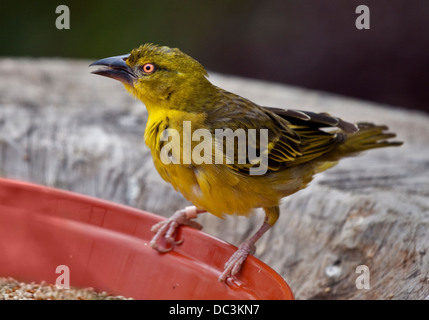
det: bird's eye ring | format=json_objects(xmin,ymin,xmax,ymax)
[{"xmin": 142, "ymin": 63, "xmax": 155, "ymax": 74}]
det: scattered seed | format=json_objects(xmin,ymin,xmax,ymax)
[{"xmin": 0, "ymin": 277, "xmax": 133, "ymax": 300}]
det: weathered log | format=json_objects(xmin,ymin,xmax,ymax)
[{"xmin": 0, "ymin": 58, "xmax": 428, "ymax": 299}]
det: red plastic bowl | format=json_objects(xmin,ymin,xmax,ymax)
[{"xmin": 0, "ymin": 178, "xmax": 293, "ymax": 300}]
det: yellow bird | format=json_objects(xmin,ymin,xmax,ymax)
[{"xmin": 90, "ymin": 44, "xmax": 402, "ymax": 282}]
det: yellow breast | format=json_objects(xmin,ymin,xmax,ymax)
[{"xmin": 144, "ymin": 108, "xmax": 312, "ymax": 218}]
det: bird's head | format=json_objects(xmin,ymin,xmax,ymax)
[{"xmin": 90, "ymin": 44, "xmax": 210, "ymax": 108}]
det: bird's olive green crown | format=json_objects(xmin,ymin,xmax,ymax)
[{"xmin": 127, "ymin": 43, "xmax": 208, "ymax": 78}]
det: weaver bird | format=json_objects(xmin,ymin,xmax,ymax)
[{"xmin": 90, "ymin": 44, "xmax": 402, "ymax": 282}]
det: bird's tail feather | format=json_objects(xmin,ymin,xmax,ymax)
[
  {"xmin": 332, "ymin": 123, "xmax": 402, "ymax": 160},
  {"xmin": 313, "ymin": 123, "xmax": 402, "ymax": 174}
]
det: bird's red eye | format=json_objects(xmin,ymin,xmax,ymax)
[{"xmin": 142, "ymin": 63, "xmax": 155, "ymax": 74}]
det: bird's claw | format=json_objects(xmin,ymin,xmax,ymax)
[
  {"xmin": 150, "ymin": 207, "xmax": 202, "ymax": 252},
  {"xmin": 218, "ymin": 241, "xmax": 256, "ymax": 282}
]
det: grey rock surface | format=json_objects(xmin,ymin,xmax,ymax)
[{"xmin": 0, "ymin": 58, "xmax": 428, "ymax": 299}]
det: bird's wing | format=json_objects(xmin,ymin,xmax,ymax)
[
  {"xmin": 264, "ymin": 107, "xmax": 358, "ymax": 134},
  {"xmin": 205, "ymin": 92, "xmax": 303, "ymax": 175},
  {"xmin": 205, "ymin": 92, "xmax": 358, "ymax": 175},
  {"xmin": 263, "ymin": 107, "xmax": 359, "ymax": 169}
]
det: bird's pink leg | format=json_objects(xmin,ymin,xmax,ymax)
[
  {"xmin": 150, "ymin": 206, "xmax": 205, "ymax": 252},
  {"xmin": 219, "ymin": 206, "xmax": 279, "ymax": 282}
]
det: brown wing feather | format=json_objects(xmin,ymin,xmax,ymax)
[
  {"xmin": 263, "ymin": 107, "xmax": 355, "ymax": 168},
  {"xmin": 205, "ymin": 91, "xmax": 355, "ymax": 175},
  {"xmin": 264, "ymin": 107, "xmax": 358, "ymax": 133}
]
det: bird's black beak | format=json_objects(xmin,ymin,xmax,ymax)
[{"xmin": 90, "ymin": 54, "xmax": 136, "ymax": 86}]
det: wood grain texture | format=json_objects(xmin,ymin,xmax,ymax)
[{"xmin": 0, "ymin": 58, "xmax": 428, "ymax": 299}]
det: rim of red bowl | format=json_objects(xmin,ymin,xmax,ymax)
[{"xmin": 0, "ymin": 177, "xmax": 294, "ymax": 300}]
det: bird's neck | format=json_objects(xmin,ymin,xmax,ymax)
[{"xmin": 142, "ymin": 77, "xmax": 217, "ymax": 115}]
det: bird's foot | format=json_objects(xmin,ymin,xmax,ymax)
[
  {"xmin": 218, "ymin": 241, "xmax": 256, "ymax": 282},
  {"xmin": 150, "ymin": 206, "xmax": 203, "ymax": 253}
]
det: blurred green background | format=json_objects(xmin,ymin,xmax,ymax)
[{"xmin": 1, "ymin": 0, "xmax": 428, "ymax": 112}]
